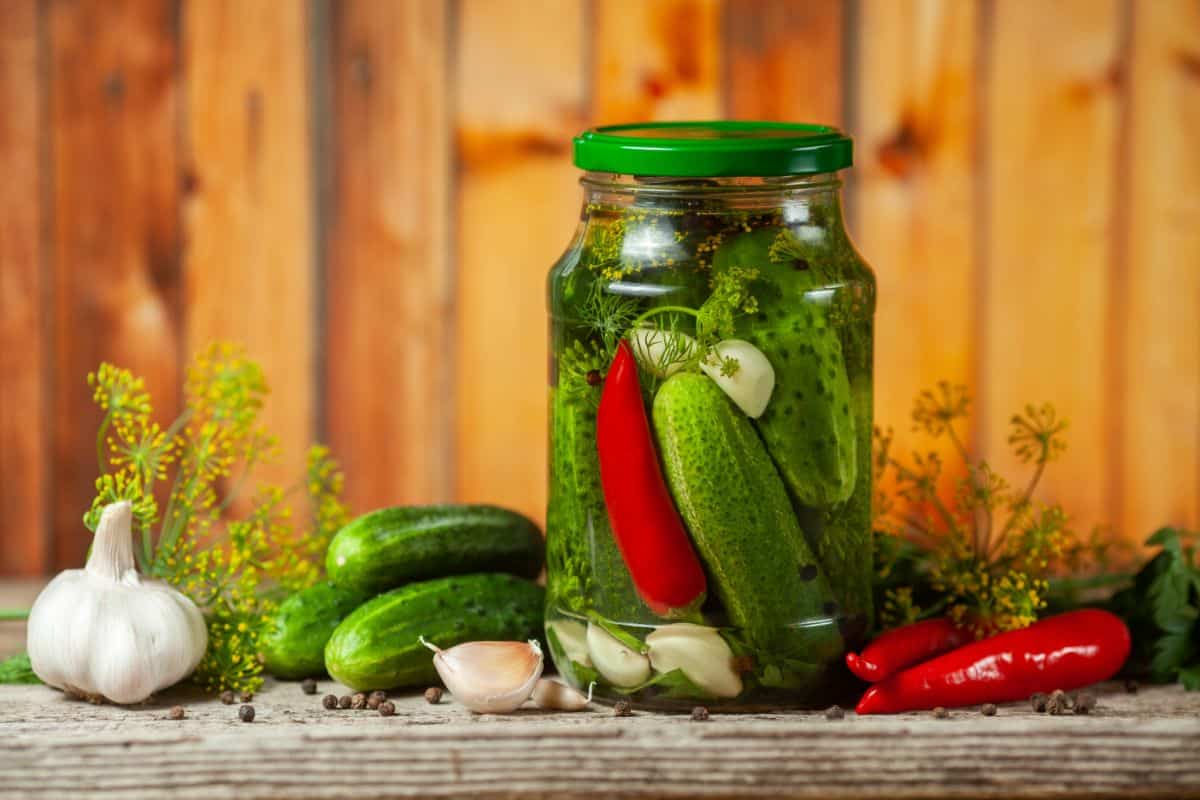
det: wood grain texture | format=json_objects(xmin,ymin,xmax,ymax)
[
  {"xmin": 593, "ymin": 0, "xmax": 723, "ymax": 122},
  {"xmin": 854, "ymin": 0, "xmax": 977, "ymax": 503},
  {"xmin": 451, "ymin": 0, "xmax": 586, "ymax": 523},
  {"xmin": 981, "ymin": 0, "xmax": 1121, "ymax": 535},
  {"xmin": 325, "ymin": 0, "xmax": 451, "ymax": 514},
  {"xmin": 1, "ymin": 674, "xmax": 1199, "ymax": 799},
  {"xmin": 1117, "ymin": 0, "xmax": 1200, "ymax": 538},
  {"xmin": 724, "ymin": 0, "xmax": 843, "ymax": 123},
  {"xmin": 0, "ymin": 0, "xmax": 46, "ymax": 576},
  {"xmin": 48, "ymin": 0, "xmax": 181, "ymax": 570},
  {"xmin": 182, "ymin": 0, "xmax": 314, "ymax": 496}
]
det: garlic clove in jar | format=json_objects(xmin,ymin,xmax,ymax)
[
  {"xmin": 629, "ymin": 326, "xmax": 697, "ymax": 378},
  {"xmin": 586, "ymin": 623, "xmax": 651, "ymax": 688},
  {"xmin": 531, "ymin": 678, "xmax": 593, "ymax": 711},
  {"xmin": 546, "ymin": 619, "xmax": 591, "ymax": 667},
  {"xmin": 698, "ymin": 339, "xmax": 775, "ymax": 418},
  {"xmin": 422, "ymin": 638, "xmax": 543, "ymax": 714},
  {"xmin": 26, "ymin": 502, "xmax": 208, "ymax": 705},
  {"xmin": 645, "ymin": 623, "xmax": 743, "ymax": 699}
]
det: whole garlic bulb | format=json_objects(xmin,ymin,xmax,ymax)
[{"xmin": 27, "ymin": 502, "xmax": 208, "ymax": 704}]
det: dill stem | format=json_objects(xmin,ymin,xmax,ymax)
[
  {"xmin": 899, "ymin": 518, "xmax": 939, "ymax": 549},
  {"xmin": 928, "ymin": 494, "xmax": 962, "ymax": 539},
  {"xmin": 991, "ymin": 456, "xmax": 1047, "ymax": 559},
  {"xmin": 630, "ymin": 305, "xmax": 699, "ymax": 329},
  {"xmin": 143, "ymin": 409, "xmax": 193, "ymax": 568},
  {"xmin": 945, "ymin": 423, "xmax": 991, "ymax": 560},
  {"xmin": 945, "ymin": 424, "xmax": 971, "ymax": 466},
  {"xmin": 95, "ymin": 411, "xmax": 113, "ymax": 474},
  {"xmin": 0, "ymin": 609, "xmax": 29, "ymax": 621},
  {"xmin": 217, "ymin": 453, "xmax": 260, "ymax": 513}
]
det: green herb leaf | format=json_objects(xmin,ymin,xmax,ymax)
[
  {"xmin": 585, "ymin": 612, "xmax": 647, "ymax": 653},
  {"xmin": 1151, "ymin": 629, "xmax": 1198, "ymax": 683},
  {"xmin": 1109, "ymin": 526, "xmax": 1200, "ymax": 689},
  {"xmin": 610, "ymin": 668, "xmax": 717, "ymax": 701},
  {"xmin": 0, "ymin": 653, "xmax": 41, "ymax": 685}
]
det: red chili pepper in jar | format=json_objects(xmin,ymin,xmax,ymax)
[
  {"xmin": 597, "ymin": 340, "xmax": 707, "ymax": 616},
  {"xmin": 845, "ymin": 617, "xmax": 972, "ymax": 683},
  {"xmin": 855, "ymin": 609, "xmax": 1130, "ymax": 714}
]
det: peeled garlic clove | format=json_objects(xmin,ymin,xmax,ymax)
[
  {"xmin": 645, "ymin": 623, "xmax": 743, "ymax": 699},
  {"xmin": 586, "ymin": 623, "xmax": 651, "ymax": 688},
  {"xmin": 547, "ymin": 619, "xmax": 591, "ymax": 667},
  {"xmin": 532, "ymin": 678, "xmax": 593, "ymax": 711},
  {"xmin": 422, "ymin": 638, "xmax": 543, "ymax": 714},
  {"xmin": 628, "ymin": 326, "xmax": 697, "ymax": 378},
  {"xmin": 698, "ymin": 339, "xmax": 775, "ymax": 418}
]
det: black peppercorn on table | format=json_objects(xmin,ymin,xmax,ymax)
[{"xmin": 3, "ymin": 582, "xmax": 1200, "ymax": 799}]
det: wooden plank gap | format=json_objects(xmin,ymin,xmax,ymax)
[
  {"xmin": 37, "ymin": 0, "xmax": 55, "ymax": 575},
  {"xmin": 968, "ymin": 0, "xmax": 996, "ymax": 459},
  {"xmin": 1104, "ymin": 0, "xmax": 1135, "ymax": 537},
  {"xmin": 440, "ymin": 0, "xmax": 460, "ymax": 501},
  {"xmin": 842, "ymin": 0, "xmax": 860, "ymax": 225},
  {"xmin": 309, "ymin": 0, "xmax": 332, "ymax": 445}
]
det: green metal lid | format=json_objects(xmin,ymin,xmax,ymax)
[{"xmin": 573, "ymin": 121, "xmax": 853, "ymax": 177}]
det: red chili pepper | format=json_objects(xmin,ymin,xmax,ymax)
[
  {"xmin": 855, "ymin": 609, "xmax": 1130, "ymax": 714},
  {"xmin": 845, "ymin": 617, "xmax": 972, "ymax": 683},
  {"xmin": 597, "ymin": 340, "xmax": 707, "ymax": 616}
]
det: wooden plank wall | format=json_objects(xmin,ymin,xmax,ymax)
[{"xmin": 0, "ymin": 0, "xmax": 1196, "ymax": 575}]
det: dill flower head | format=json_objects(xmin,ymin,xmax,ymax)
[
  {"xmin": 875, "ymin": 382, "xmax": 1089, "ymax": 636},
  {"xmin": 83, "ymin": 342, "xmax": 349, "ymax": 695}
]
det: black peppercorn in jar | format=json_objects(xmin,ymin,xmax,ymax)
[{"xmin": 544, "ymin": 122, "xmax": 876, "ymax": 711}]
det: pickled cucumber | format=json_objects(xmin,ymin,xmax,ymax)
[
  {"xmin": 712, "ymin": 228, "xmax": 857, "ymax": 508},
  {"xmin": 652, "ymin": 373, "xmax": 842, "ymax": 664},
  {"xmin": 546, "ymin": 385, "xmax": 658, "ymax": 624}
]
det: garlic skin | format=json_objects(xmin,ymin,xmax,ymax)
[
  {"xmin": 27, "ymin": 502, "xmax": 207, "ymax": 704},
  {"xmin": 629, "ymin": 326, "xmax": 697, "ymax": 378},
  {"xmin": 531, "ymin": 678, "xmax": 593, "ymax": 711},
  {"xmin": 424, "ymin": 638, "xmax": 543, "ymax": 714},
  {"xmin": 586, "ymin": 623, "xmax": 651, "ymax": 688},
  {"xmin": 645, "ymin": 623, "xmax": 743, "ymax": 699},
  {"xmin": 698, "ymin": 339, "xmax": 775, "ymax": 418}
]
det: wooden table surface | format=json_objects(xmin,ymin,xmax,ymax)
[{"xmin": 3, "ymin": 581, "xmax": 1199, "ymax": 800}]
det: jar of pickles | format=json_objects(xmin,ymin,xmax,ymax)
[{"xmin": 544, "ymin": 122, "xmax": 876, "ymax": 709}]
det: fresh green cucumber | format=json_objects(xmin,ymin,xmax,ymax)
[
  {"xmin": 261, "ymin": 582, "xmax": 371, "ymax": 679},
  {"xmin": 326, "ymin": 505, "xmax": 544, "ymax": 594},
  {"xmin": 712, "ymin": 228, "xmax": 857, "ymax": 508},
  {"xmin": 652, "ymin": 373, "xmax": 842, "ymax": 663},
  {"xmin": 324, "ymin": 573, "xmax": 544, "ymax": 691}
]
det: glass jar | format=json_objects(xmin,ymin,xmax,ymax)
[{"xmin": 544, "ymin": 122, "xmax": 875, "ymax": 710}]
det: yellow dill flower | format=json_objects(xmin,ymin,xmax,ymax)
[
  {"xmin": 874, "ymin": 382, "xmax": 1095, "ymax": 635},
  {"xmin": 84, "ymin": 342, "xmax": 349, "ymax": 695}
]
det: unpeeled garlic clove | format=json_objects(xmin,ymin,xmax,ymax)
[
  {"xmin": 698, "ymin": 339, "xmax": 775, "ymax": 418},
  {"xmin": 586, "ymin": 623, "xmax": 651, "ymax": 688},
  {"xmin": 532, "ymin": 678, "xmax": 593, "ymax": 711},
  {"xmin": 546, "ymin": 619, "xmax": 591, "ymax": 667},
  {"xmin": 645, "ymin": 623, "xmax": 743, "ymax": 699},
  {"xmin": 628, "ymin": 326, "xmax": 697, "ymax": 378},
  {"xmin": 421, "ymin": 638, "xmax": 543, "ymax": 714}
]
